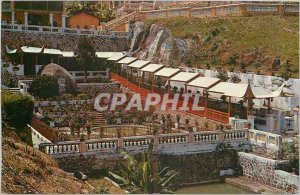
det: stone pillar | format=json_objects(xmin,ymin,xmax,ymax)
[
  {"xmin": 188, "ymin": 131, "xmax": 194, "ymax": 143},
  {"xmin": 266, "ymin": 114, "xmax": 275, "ymax": 133},
  {"xmin": 49, "ymin": 13, "xmax": 53, "ymax": 27},
  {"xmin": 293, "ymin": 110, "xmax": 299, "ymax": 132},
  {"xmin": 117, "ymin": 137, "xmax": 124, "ymax": 149},
  {"xmin": 11, "ymin": 11, "xmax": 15, "ymax": 25},
  {"xmin": 79, "ymin": 140, "xmax": 86, "ymax": 153},
  {"xmin": 217, "ymin": 132, "xmax": 224, "ymax": 141},
  {"xmin": 24, "ymin": 12, "xmax": 28, "ymax": 26},
  {"xmin": 61, "ymin": 14, "xmax": 66, "ymax": 28},
  {"xmin": 247, "ymin": 115, "xmax": 255, "ymax": 129}
]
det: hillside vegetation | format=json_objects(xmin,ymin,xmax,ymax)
[
  {"xmin": 145, "ymin": 15, "xmax": 299, "ymax": 77},
  {"xmin": 1, "ymin": 130, "xmax": 91, "ymax": 194}
]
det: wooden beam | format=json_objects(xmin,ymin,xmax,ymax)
[{"xmin": 228, "ymin": 96, "xmax": 231, "ymax": 123}]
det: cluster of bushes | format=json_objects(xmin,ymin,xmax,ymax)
[{"xmin": 2, "ymin": 91, "xmax": 34, "ymax": 130}]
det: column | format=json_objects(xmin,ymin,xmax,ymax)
[
  {"xmin": 11, "ymin": 12, "xmax": 15, "ymax": 25},
  {"xmin": 24, "ymin": 12, "xmax": 28, "ymax": 26},
  {"xmin": 49, "ymin": 13, "xmax": 53, "ymax": 28},
  {"xmin": 61, "ymin": 15, "xmax": 66, "ymax": 28},
  {"xmin": 266, "ymin": 114, "xmax": 275, "ymax": 133}
]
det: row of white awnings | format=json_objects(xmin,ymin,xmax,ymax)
[
  {"xmin": 112, "ymin": 56, "xmax": 285, "ymax": 99},
  {"xmin": 6, "ymin": 46, "xmax": 76, "ymax": 57}
]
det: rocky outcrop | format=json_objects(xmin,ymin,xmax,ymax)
[
  {"xmin": 41, "ymin": 63, "xmax": 77, "ymax": 94},
  {"xmin": 131, "ymin": 22, "xmax": 196, "ymax": 66}
]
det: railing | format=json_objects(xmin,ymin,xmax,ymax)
[
  {"xmin": 86, "ymin": 139, "xmax": 118, "ymax": 151},
  {"xmin": 123, "ymin": 136, "xmax": 151, "ymax": 147},
  {"xmin": 39, "ymin": 128, "xmax": 250, "ymax": 155},
  {"xmin": 1, "ymin": 24, "xmax": 128, "ymax": 38},
  {"xmin": 138, "ymin": 3, "xmax": 298, "ymax": 20},
  {"xmin": 248, "ymin": 129, "xmax": 282, "ymax": 151},
  {"xmin": 39, "ymin": 141, "xmax": 80, "ymax": 154},
  {"xmin": 194, "ymin": 132, "xmax": 219, "ymax": 142},
  {"xmin": 111, "ymin": 72, "xmax": 229, "ymax": 124},
  {"xmin": 158, "ymin": 133, "xmax": 188, "ymax": 144}
]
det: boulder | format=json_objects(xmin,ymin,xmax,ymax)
[
  {"xmin": 132, "ymin": 22, "xmax": 196, "ymax": 66},
  {"xmin": 41, "ymin": 63, "xmax": 77, "ymax": 94}
]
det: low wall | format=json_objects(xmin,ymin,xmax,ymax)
[
  {"xmin": 77, "ymin": 82, "xmax": 120, "ymax": 97},
  {"xmin": 238, "ymin": 152, "xmax": 299, "ymax": 193},
  {"xmin": 1, "ymin": 31, "xmax": 130, "ymax": 58},
  {"xmin": 55, "ymin": 150, "xmax": 240, "ymax": 185}
]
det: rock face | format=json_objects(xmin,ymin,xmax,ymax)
[
  {"xmin": 131, "ymin": 22, "xmax": 196, "ymax": 66},
  {"xmin": 41, "ymin": 63, "xmax": 77, "ymax": 94}
]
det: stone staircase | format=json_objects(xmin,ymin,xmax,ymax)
[{"xmin": 87, "ymin": 111, "xmax": 106, "ymax": 127}]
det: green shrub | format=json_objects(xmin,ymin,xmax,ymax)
[
  {"xmin": 1, "ymin": 91, "xmax": 34, "ymax": 129},
  {"xmin": 63, "ymin": 93, "xmax": 73, "ymax": 100},
  {"xmin": 77, "ymin": 93, "xmax": 89, "ymax": 100},
  {"xmin": 1, "ymin": 70, "xmax": 19, "ymax": 88},
  {"xmin": 29, "ymin": 75, "xmax": 59, "ymax": 99}
]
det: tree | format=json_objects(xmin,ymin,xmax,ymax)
[
  {"xmin": 29, "ymin": 75, "xmax": 59, "ymax": 99},
  {"xmin": 2, "ymin": 91, "xmax": 34, "ymax": 130},
  {"xmin": 109, "ymin": 143, "xmax": 180, "ymax": 193},
  {"xmin": 76, "ymin": 36, "xmax": 96, "ymax": 83},
  {"xmin": 216, "ymin": 70, "xmax": 229, "ymax": 82},
  {"xmin": 277, "ymin": 60, "xmax": 292, "ymax": 81},
  {"xmin": 1, "ymin": 70, "xmax": 19, "ymax": 88},
  {"xmin": 66, "ymin": 1, "xmax": 115, "ymax": 23}
]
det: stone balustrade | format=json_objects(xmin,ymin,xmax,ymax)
[
  {"xmin": 34, "ymin": 99, "xmax": 94, "ymax": 107},
  {"xmin": 69, "ymin": 70, "xmax": 109, "ymax": 81},
  {"xmin": 39, "ymin": 141, "xmax": 80, "ymax": 154},
  {"xmin": 1, "ymin": 24, "xmax": 128, "ymax": 38},
  {"xmin": 248, "ymin": 129, "xmax": 282, "ymax": 152},
  {"xmin": 137, "ymin": 3, "xmax": 298, "ymax": 20},
  {"xmin": 39, "ymin": 128, "xmax": 250, "ymax": 156}
]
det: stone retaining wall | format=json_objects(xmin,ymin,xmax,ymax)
[
  {"xmin": 2, "ymin": 31, "xmax": 130, "ymax": 58},
  {"xmin": 56, "ymin": 150, "xmax": 240, "ymax": 185},
  {"xmin": 238, "ymin": 152, "xmax": 299, "ymax": 193}
]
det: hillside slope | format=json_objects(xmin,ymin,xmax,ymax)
[
  {"xmin": 1, "ymin": 130, "xmax": 90, "ymax": 194},
  {"xmin": 143, "ymin": 15, "xmax": 298, "ymax": 77}
]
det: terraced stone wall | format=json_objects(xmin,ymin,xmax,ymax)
[{"xmin": 1, "ymin": 31, "xmax": 130, "ymax": 60}]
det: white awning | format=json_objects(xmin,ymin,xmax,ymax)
[
  {"xmin": 61, "ymin": 51, "xmax": 76, "ymax": 57},
  {"xmin": 188, "ymin": 77, "xmax": 220, "ymax": 89},
  {"xmin": 252, "ymin": 84, "xmax": 284, "ymax": 99},
  {"xmin": 21, "ymin": 46, "xmax": 43, "ymax": 53},
  {"xmin": 169, "ymin": 72, "xmax": 199, "ymax": 82},
  {"xmin": 117, "ymin": 57, "xmax": 137, "ymax": 64},
  {"xmin": 127, "ymin": 60, "xmax": 150, "ymax": 69},
  {"xmin": 154, "ymin": 68, "xmax": 180, "ymax": 78},
  {"xmin": 43, "ymin": 48, "xmax": 62, "ymax": 55},
  {"xmin": 96, "ymin": 52, "xmax": 122, "ymax": 59},
  {"xmin": 107, "ymin": 53, "xmax": 126, "ymax": 61},
  {"xmin": 208, "ymin": 82, "xmax": 252, "ymax": 98},
  {"xmin": 141, "ymin": 63, "xmax": 164, "ymax": 73},
  {"xmin": 6, "ymin": 46, "xmax": 17, "ymax": 54}
]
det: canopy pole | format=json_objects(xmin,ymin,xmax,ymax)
[
  {"xmin": 246, "ymin": 97, "xmax": 250, "ymax": 119},
  {"xmin": 138, "ymin": 70, "xmax": 141, "ymax": 88},
  {"xmin": 184, "ymin": 83, "xmax": 187, "ymax": 93},
  {"xmin": 21, "ymin": 53, "xmax": 24, "ymax": 64},
  {"xmin": 228, "ymin": 96, "xmax": 231, "ymax": 123},
  {"xmin": 205, "ymin": 90, "xmax": 208, "ymax": 117},
  {"xmin": 116, "ymin": 63, "xmax": 118, "ymax": 75},
  {"xmin": 35, "ymin": 54, "xmax": 38, "ymax": 65},
  {"xmin": 268, "ymin": 98, "xmax": 271, "ymax": 114},
  {"xmin": 168, "ymin": 79, "xmax": 171, "ymax": 97},
  {"xmin": 151, "ymin": 74, "xmax": 154, "ymax": 92}
]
